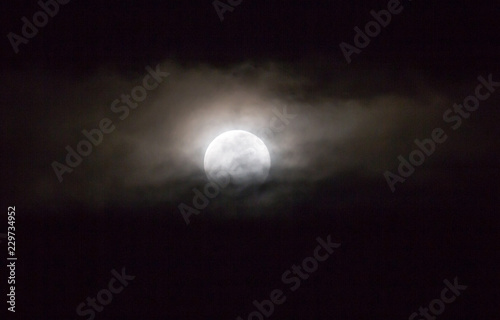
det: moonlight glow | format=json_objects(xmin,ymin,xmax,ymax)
[{"xmin": 204, "ymin": 130, "xmax": 271, "ymax": 186}]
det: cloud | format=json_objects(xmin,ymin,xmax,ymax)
[{"xmin": 3, "ymin": 60, "xmax": 496, "ymax": 207}]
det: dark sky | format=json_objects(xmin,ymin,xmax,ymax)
[{"xmin": 1, "ymin": 0, "xmax": 499, "ymax": 319}]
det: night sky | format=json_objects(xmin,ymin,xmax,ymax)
[{"xmin": 1, "ymin": 0, "xmax": 499, "ymax": 319}]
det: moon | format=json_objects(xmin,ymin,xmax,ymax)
[{"xmin": 204, "ymin": 130, "xmax": 271, "ymax": 188}]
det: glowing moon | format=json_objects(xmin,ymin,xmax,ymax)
[{"xmin": 204, "ymin": 130, "xmax": 271, "ymax": 187}]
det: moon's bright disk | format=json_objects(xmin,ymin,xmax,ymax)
[{"xmin": 204, "ymin": 130, "xmax": 271, "ymax": 187}]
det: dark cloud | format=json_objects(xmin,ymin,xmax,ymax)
[{"xmin": 2, "ymin": 60, "xmax": 499, "ymax": 208}]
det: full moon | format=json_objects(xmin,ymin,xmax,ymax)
[{"xmin": 204, "ymin": 130, "xmax": 271, "ymax": 188}]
